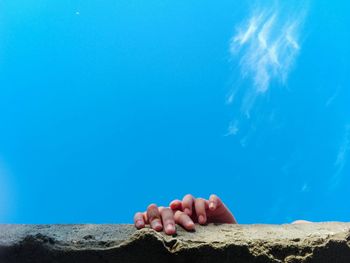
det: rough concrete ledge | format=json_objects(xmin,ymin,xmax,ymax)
[{"xmin": 0, "ymin": 223, "xmax": 350, "ymax": 263}]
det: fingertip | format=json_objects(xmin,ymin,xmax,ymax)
[
  {"xmin": 152, "ymin": 221, "xmax": 163, "ymax": 231},
  {"xmin": 186, "ymin": 221, "xmax": 195, "ymax": 230},
  {"xmin": 147, "ymin": 203, "xmax": 158, "ymax": 210},
  {"xmin": 165, "ymin": 224, "xmax": 176, "ymax": 235},
  {"xmin": 134, "ymin": 212, "xmax": 146, "ymax": 228},
  {"xmin": 184, "ymin": 193, "xmax": 194, "ymax": 200},
  {"xmin": 135, "ymin": 220, "xmax": 145, "ymax": 229},
  {"xmin": 209, "ymin": 201, "xmax": 216, "ymax": 211},
  {"xmin": 198, "ymin": 215, "xmax": 206, "ymax": 225},
  {"xmin": 209, "ymin": 194, "xmax": 222, "ymax": 207},
  {"xmin": 209, "ymin": 194, "xmax": 217, "ymax": 199},
  {"xmin": 182, "ymin": 194, "xmax": 194, "ymax": 215}
]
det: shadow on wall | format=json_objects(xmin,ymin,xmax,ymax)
[{"xmin": 0, "ymin": 223, "xmax": 350, "ymax": 263}]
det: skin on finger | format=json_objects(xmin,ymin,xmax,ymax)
[
  {"xmin": 159, "ymin": 207, "xmax": 176, "ymax": 235},
  {"xmin": 147, "ymin": 204, "xmax": 163, "ymax": 231},
  {"xmin": 195, "ymin": 198, "xmax": 208, "ymax": 225},
  {"xmin": 143, "ymin": 212, "xmax": 148, "ymax": 223},
  {"xmin": 291, "ymin": 220, "xmax": 312, "ymax": 224},
  {"xmin": 207, "ymin": 194, "xmax": 238, "ymax": 224},
  {"xmin": 209, "ymin": 194, "xmax": 222, "ymax": 211},
  {"xmin": 134, "ymin": 212, "xmax": 145, "ymax": 229},
  {"xmin": 174, "ymin": 210, "xmax": 195, "ymax": 231},
  {"xmin": 182, "ymin": 194, "xmax": 195, "ymax": 216},
  {"xmin": 169, "ymin": 199, "xmax": 182, "ymax": 211}
]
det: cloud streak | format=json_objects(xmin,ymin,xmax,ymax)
[
  {"xmin": 225, "ymin": 4, "xmax": 307, "ymax": 137},
  {"xmin": 230, "ymin": 6, "xmax": 306, "ymax": 94},
  {"xmin": 224, "ymin": 120, "xmax": 239, "ymax": 136},
  {"xmin": 330, "ymin": 124, "xmax": 350, "ymax": 189}
]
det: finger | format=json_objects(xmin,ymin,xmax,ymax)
[
  {"xmin": 174, "ymin": 210, "xmax": 195, "ymax": 231},
  {"xmin": 134, "ymin": 212, "xmax": 146, "ymax": 229},
  {"xmin": 195, "ymin": 198, "xmax": 208, "ymax": 224},
  {"xmin": 209, "ymin": 194, "xmax": 222, "ymax": 211},
  {"xmin": 169, "ymin": 199, "xmax": 182, "ymax": 211},
  {"xmin": 291, "ymin": 220, "xmax": 312, "ymax": 224},
  {"xmin": 143, "ymin": 211, "xmax": 148, "ymax": 223},
  {"xmin": 207, "ymin": 195, "xmax": 238, "ymax": 224},
  {"xmin": 182, "ymin": 194, "xmax": 195, "ymax": 216},
  {"xmin": 159, "ymin": 207, "xmax": 176, "ymax": 235},
  {"xmin": 147, "ymin": 204, "xmax": 163, "ymax": 231}
]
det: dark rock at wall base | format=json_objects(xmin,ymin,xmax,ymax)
[{"xmin": 0, "ymin": 223, "xmax": 350, "ymax": 263}]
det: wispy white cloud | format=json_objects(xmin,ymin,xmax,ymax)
[
  {"xmin": 229, "ymin": 5, "xmax": 306, "ymax": 106},
  {"xmin": 301, "ymin": 182, "xmax": 310, "ymax": 193},
  {"xmin": 225, "ymin": 3, "xmax": 307, "ymax": 145},
  {"xmin": 330, "ymin": 124, "xmax": 350, "ymax": 189},
  {"xmin": 225, "ymin": 120, "xmax": 239, "ymax": 136},
  {"xmin": 325, "ymin": 86, "xmax": 341, "ymax": 107}
]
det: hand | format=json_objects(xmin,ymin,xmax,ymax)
[
  {"xmin": 169, "ymin": 194, "xmax": 237, "ymax": 225},
  {"xmin": 134, "ymin": 204, "xmax": 179, "ymax": 235},
  {"xmin": 133, "ymin": 194, "xmax": 237, "ymax": 235}
]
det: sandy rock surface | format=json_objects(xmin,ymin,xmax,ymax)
[{"xmin": 0, "ymin": 223, "xmax": 350, "ymax": 262}]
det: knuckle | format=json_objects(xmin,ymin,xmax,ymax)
[
  {"xmin": 160, "ymin": 207, "xmax": 172, "ymax": 215},
  {"xmin": 133, "ymin": 213, "xmax": 142, "ymax": 221},
  {"xmin": 174, "ymin": 210, "xmax": 184, "ymax": 219},
  {"xmin": 147, "ymin": 203, "xmax": 157, "ymax": 210},
  {"xmin": 152, "ymin": 217, "xmax": 161, "ymax": 223},
  {"xmin": 184, "ymin": 194, "xmax": 194, "ymax": 200},
  {"xmin": 134, "ymin": 212, "xmax": 142, "ymax": 218},
  {"xmin": 174, "ymin": 210, "xmax": 189, "ymax": 222},
  {"xmin": 148, "ymin": 214, "xmax": 159, "ymax": 221},
  {"xmin": 195, "ymin": 197, "xmax": 205, "ymax": 203},
  {"xmin": 147, "ymin": 209, "xmax": 160, "ymax": 221},
  {"xmin": 165, "ymin": 217, "xmax": 175, "ymax": 224},
  {"xmin": 174, "ymin": 210, "xmax": 182, "ymax": 216}
]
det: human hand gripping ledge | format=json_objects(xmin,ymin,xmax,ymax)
[{"xmin": 133, "ymin": 194, "xmax": 238, "ymax": 235}]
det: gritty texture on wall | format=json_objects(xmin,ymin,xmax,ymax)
[{"xmin": 0, "ymin": 223, "xmax": 350, "ymax": 263}]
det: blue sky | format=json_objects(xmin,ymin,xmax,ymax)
[{"xmin": 0, "ymin": 0, "xmax": 349, "ymax": 224}]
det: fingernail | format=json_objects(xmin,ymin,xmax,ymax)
[
  {"xmin": 187, "ymin": 221, "xmax": 195, "ymax": 230},
  {"xmin": 152, "ymin": 222, "xmax": 162, "ymax": 231},
  {"xmin": 166, "ymin": 224, "xmax": 175, "ymax": 233},
  {"xmin": 198, "ymin": 215, "xmax": 205, "ymax": 224},
  {"xmin": 184, "ymin": 208, "xmax": 191, "ymax": 216},
  {"xmin": 209, "ymin": 202, "xmax": 215, "ymax": 210}
]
